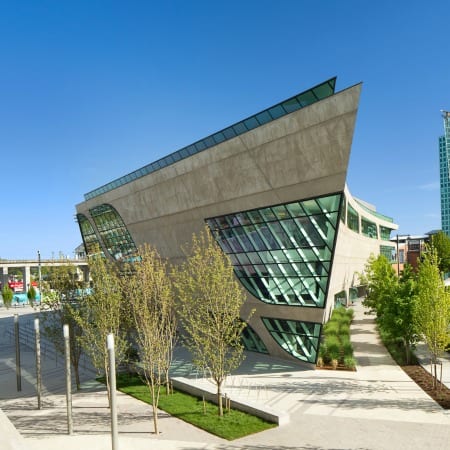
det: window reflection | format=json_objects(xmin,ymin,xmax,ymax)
[{"xmin": 206, "ymin": 193, "xmax": 342, "ymax": 308}]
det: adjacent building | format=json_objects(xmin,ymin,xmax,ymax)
[
  {"xmin": 440, "ymin": 111, "xmax": 450, "ymax": 236},
  {"xmin": 75, "ymin": 78, "xmax": 398, "ymax": 366}
]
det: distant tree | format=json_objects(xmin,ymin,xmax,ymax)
[
  {"xmin": 2, "ymin": 285, "xmax": 13, "ymax": 309},
  {"xmin": 40, "ymin": 264, "xmax": 85, "ymax": 390},
  {"xmin": 415, "ymin": 246, "xmax": 450, "ymax": 388},
  {"xmin": 72, "ymin": 252, "xmax": 128, "ymax": 405},
  {"xmin": 122, "ymin": 244, "xmax": 177, "ymax": 435},
  {"xmin": 173, "ymin": 227, "xmax": 251, "ymax": 416},
  {"xmin": 430, "ymin": 231, "xmax": 450, "ymax": 274}
]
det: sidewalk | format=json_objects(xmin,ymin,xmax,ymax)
[{"xmin": 1, "ymin": 303, "xmax": 450, "ymax": 449}]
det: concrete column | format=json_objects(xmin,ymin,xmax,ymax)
[
  {"xmin": 79, "ymin": 265, "xmax": 90, "ymax": 283},
  {"xmin": 23, "ymin": 266, "xmax": 30, "ymax": 293},
  {"xmin": 1, "ymin": 266, "xmax": 8, "ymax": 287}
]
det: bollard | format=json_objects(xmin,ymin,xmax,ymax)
[
  {"xmin": 107, "ymin": 334, "xmax": 119, "ymax": 450},
  {"xmin": 14, "ymin": 314, "xmax": 21, "ymax": 391},
  {"xmin": 63, "ymin": 324, "xmax": 73, "ymax": 434},
  {"xmin": 34, "ymin": 318, "xmax": 42, "ymax": 409}
]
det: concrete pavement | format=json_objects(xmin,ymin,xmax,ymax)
[{"xmin": 1, "ymin": 302, "xmax": 450, "ymax": 449}]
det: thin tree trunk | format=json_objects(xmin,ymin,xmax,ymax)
[
  {"xmin": 105, "ymin": 360, "xmax": 111, "ymax": 408},
  {"xmin": 217, "ymin": 382, "xmax": 223, "ymax": 417},
  {"xmin": 74, "ymin": 363, "xmax": 81, "ymax": 391},
  {"xmin": 152, "ymin": 403, "xmax": 159, "ymax": 435}
]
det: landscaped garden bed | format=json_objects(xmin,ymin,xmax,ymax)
[
  {"xmin": 114, "ymin": 373, "xmax": 277, "ymax": 440},
  {"xmin": 316, "ymin": 307, "xmax": 356, "ymax": 371}
]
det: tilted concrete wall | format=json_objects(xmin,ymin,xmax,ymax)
[
  {"xmin": 76, "ymin": 84, "xmax": 363, "ymax": 363},
  {"xmin": 77, "ymin": 84, "xmax": 361, "ymax": 259}
]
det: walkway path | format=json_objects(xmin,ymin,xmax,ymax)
[{"xmin": 1, "ymin": 302, "xmax": 450, "ymax": 449}]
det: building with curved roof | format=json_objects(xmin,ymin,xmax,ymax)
[{"xmin": 75, "ymin": 78, "xmax": 397, "ymax": 366}]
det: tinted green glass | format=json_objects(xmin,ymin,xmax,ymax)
[
  {"xmin": 232, "ymin": 123, "xmax": 247, "ymax": 134},
  {"xmin": 244, "ymin": 117, "xmax": 259, "ymax": 130},
  {"xmin": 380, "ymin": 226, "xmax": 393, "ymax": 241},
  {"xmin": 255, "ymin": 111, "xmax": 272, "ymax": 125},
  {"xmin": 241, "ymin": 324, "xmax": 268, "ymax": 354},
  {"xmin": 297, "ymin": 91, "xmax": 317, "ymax": 107},
  {"xmin": 316, "ymin": 194, "xmax": 341, "ymax": 212},
  {"xmin": 281, "ymin": 98, "xmax": 301, "ymax": 113},
  {"xmin": 312, "ymin": 83, "xmax": 334, "ymax": 99},
  {"xmin": 262, "ymin": 317, "xmax": 321, "ymax": 363},
  {"xmin": 301, "ymin": 199, "xmax": 322, "ymax": 216},
  {"xmin": 89, "ymin": 204, "xmax": 137, "ymax": 261},
  {"xmin": 347, "ymin": 204, "xmax": 359, "ymax": 232},
  {"xmin": 361, "ymin": 217, "xmax": 378, "ymax": 239},
  {"xmin": 206, "ymin": 193, "xmax": 341, "ymax": 308},
  {"xmin": 268, "ymin": 105, "xmax": 285, "ymax": 119}
]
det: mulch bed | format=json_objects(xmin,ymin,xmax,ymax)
[
  {"xmin": 317, "ymin": 362, "xmax": 450, "ymax": 409},
  {"xmin": 401, "ymin": 364, "xmax": 450, "ymax": 409}
]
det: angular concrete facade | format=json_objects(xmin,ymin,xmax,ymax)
[{"xmin": 76, "ymin": 79, "xmax": 397, "ymax": 366}]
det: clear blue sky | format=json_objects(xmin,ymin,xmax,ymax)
[{"xmin": 0, "ymin": 1, "xmax": 447, "ymax": 260}]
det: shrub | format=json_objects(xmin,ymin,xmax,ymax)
[
  {"xmin": 325, "ymin": 335, "xmax": 340, "ymax": 361},
  {"xmin": 319, "ymin": 343, "xmax": 331, "ymax": 365},
  {"xmin": 323, "ymin": 321, "xmax": 339, "ymax": 336},
  {"xmin": 27, "ymin": 286, "xmax": 37, "ymax": 306},
  {"xmin": 318, "ymin": 306, "xmax": 356, "ymax": 370},
  {"xmin": 2, "ymin": 285, "xmax": 13, "ymax": 309},
  {"xmin": 341, "ymin": 339, "xmax": 353, "ymax": 359},
  {"xmin": 339, "ymin": 315, "xmax": 352, "ymax": 327},
  {"xmin": 343, "ymin": 356, "xmax": 356, "ymax": 370},
  {"xmin": 339, "ymin": 323, "xmax": 350, "ymax": 336}
]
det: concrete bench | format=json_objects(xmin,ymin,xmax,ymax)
[{"xmin": 171, "ymin": 376, "xmax": 289, "ymax": 426}]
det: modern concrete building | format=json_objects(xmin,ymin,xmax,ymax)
[
  {"xmin": 75, "ymin": 78, "xmax": 398, "ymax": 365},
  {"xmin": 440, "ymin": 110, "xmax": 450, "ymax": 236}
]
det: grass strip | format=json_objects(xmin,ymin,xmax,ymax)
[{"xmin": 115, "ymin": 373, "xmax": 276, "ymax": 440}]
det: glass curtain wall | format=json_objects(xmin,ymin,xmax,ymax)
[
  {"xmin": 76, "ymin": 214, "xmax": 102, "ymax": 255},
  {"xmin": 89, "ymin": 204, "xmax": 137, "ymax": 260},
  {"xmin": 347, "ymin": 204, "xmax": 359, "ymax": 233},
  {"xmin": 206, "ymin": 193, "xmax": 341, "ymax": 308},
  {"xmin": 262, "ymin": 317, "xmax": 321, "ymax": 363},
  {"xmin": 241, "ymin": 325, "xmax": 268, "ymax": 354}
]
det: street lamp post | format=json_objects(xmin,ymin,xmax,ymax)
[{"xmin": 37, "ymin": 250, "xmax": 42, "ymax": 303}]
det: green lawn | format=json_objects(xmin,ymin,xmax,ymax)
[{"xmin": 115, "ymin": 373, "xmax": 277, "ymax": 440}]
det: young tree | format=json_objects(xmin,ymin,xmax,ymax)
[
  {"xmin": 122, "ymin": 244, "xmax": 177, "ymax": 435},
  {"xmin": 361, "ymin": 255, "xmax": 419, "ymax": 363},
  {"xmin": 430, "ymin": 231, "xmax": 450, "ymax": 274},
  {"xmin": 415, "ymin": 246, "xmax": 450, "ymax": 388},
  {"xmin": 173, "ymin": 227, "xmax": 251, "ymax": 416},
  {"xmin": 378, "ymin": 264, "xmax": 418, "ymax": 364},
  {"xmin": 361, "ymin": 254, "xmax": 398, "ymax": 318},
  {"xmin": 2, "ymin": 285, "xmax": 13, "ymax": 309},
  {"xmin": 73, "ymin": 252, "xmax": 129, "ymax": 404},
  {"xmin": 40, "ymin": 264, "xmax": 85, "ymax": 390}
]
